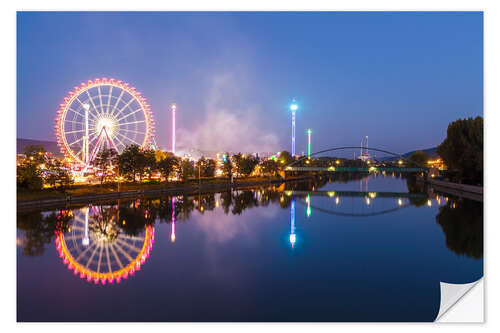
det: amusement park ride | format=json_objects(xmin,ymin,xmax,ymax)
[{"xmin": 54, "ymin": 78, "xmax": 156, "ymax": 175}]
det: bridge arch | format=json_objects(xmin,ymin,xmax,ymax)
[{"xmin": 284, "ymin": 146, "xmax": 429, "ymax": 169}]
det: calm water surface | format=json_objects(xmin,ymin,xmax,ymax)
[{"xmin": 17, "ymin": 174, "xmax": 483, "ymax": 321}]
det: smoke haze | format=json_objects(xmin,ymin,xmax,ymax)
[{"xmin": 176, "ymin": 73, "xmax": 280, "ymax": 154}]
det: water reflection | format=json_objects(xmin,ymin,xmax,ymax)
[
  {"xmin": 436, "ymin": 198, "xmax": 483, "ymax": 259},
  {"xmin": 17, "ymin": 175, "xmax": 483, "ymax": 287},
  {"xmin": 55, "ymin": 204, "xmax": 154, "ymax": 285}
]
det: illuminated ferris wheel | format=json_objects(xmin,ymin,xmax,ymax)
[
  {"xmin": 55, "ymin": 78, "xmax": 155, "ymax": 166},
  {"xmin": 55, "ymin": 206, "xmax": 155, "ymax": 285}
]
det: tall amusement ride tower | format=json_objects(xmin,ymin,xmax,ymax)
[{"xmin": 290, "ymin": 99, "xmax": 298, "ymax": 156}]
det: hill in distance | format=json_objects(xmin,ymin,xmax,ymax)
[
  {"xmin": 381, "ymin": 147, "xmax": 438, "ymax": 161},
  {"xmin": 17, "ymin": 138, "xmax": 62, "ymax": 157}
]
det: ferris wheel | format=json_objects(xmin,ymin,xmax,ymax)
[
  {"xmin": 55, "ymin": 78, "xmax": 155, "ymax": 166},
  {"xmin": 55, "ymin": 206, "xmax": 155, "ymax": 285}
]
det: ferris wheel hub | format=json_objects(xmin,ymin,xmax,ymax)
[{"xmin": 97, "ymin": 116, "xmax": 116, "ymax": 136}]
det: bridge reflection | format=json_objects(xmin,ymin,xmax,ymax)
[{"xmin": 287, "ymin": 190, "xmax": 428, "ymax": 199}]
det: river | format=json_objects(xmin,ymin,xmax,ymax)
[{"xmin": 17, "ymin": 173, "xmax": 483, "ymax": 321}]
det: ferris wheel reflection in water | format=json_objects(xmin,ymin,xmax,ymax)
[{"xmin": 55, "ymin": 205, "xmax": 154, "ymax": 285}]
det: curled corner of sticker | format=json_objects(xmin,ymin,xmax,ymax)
[{"xmin": 435, "ymin": 278, "xmax": 483, "ymax": 322}]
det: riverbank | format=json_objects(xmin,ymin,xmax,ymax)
[
  {"xmin": 17, "ymin": 176, "xmax": 313, "ymax": 211},
  {"xmin": 423, "ymin": 178, "xmax": 483, "ymax": 202}
]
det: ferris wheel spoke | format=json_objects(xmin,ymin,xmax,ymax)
[
  {"xmin": 112, "ymin": 98, "xmax": 135, "ymax": 120},
  {"xmin": 88, "ymin": 131, "xmax": 101, "ymax": 146},
  {"xmin": 97, "ymin": 85, "xmax": 104, "ymax": 115},
  {"xmin": 85, "ymin": 242, "xmax": 100, "ymax": 268},
  {"xmin": 110, "ymin": 90, "xmax": 125, "ymax": 117},
  {"xmin": 116, "ymin": 132, "xmax": 141, "ymax": 146},
  {"xmin": 68, "ymin": 136, "xmax": 84, "ymax": 146},
  {"xmin": 106, "ymin": 86, "xmax": 113, "ymax": 114},
  {"xmin": 74, "ymin": 242, "xmax": 96, "ymax": 262},
  {"xmin": 113, "ymin": 241, "xmax": 134, "ymax": 262},
  {"xmin": 117, "ymin": 120, "xmax": 146, "ymax": 126},
  {"xmin": 85, "ymin": 90, "xmax": 101, "ymax": 119},
  {"xmin": 67, "ymin": 108, "xmax": 86, "ymax": 119},
  {"xmin": 75, "ymin": 96, "xmax": 99, "ymax": 120},
  {"xmin": 109, "ymin": 243, "xmax": 124, "ymax": 269},
  {"xmin": 116, "ymin": 238, "xmax": 142, "ymax": 253},
  {"xmin": 105, "ymin": 243, "xmax": 112, "ymax": 274},
  {"xmin": 70, "ymin": 225, "xmax": 85, "ymax": 231},
  {"xmin": 116, "ymin": 108, "xmax": 143, "ymax": 122},
  {"xmin": 121, "ymin": 128, "xmax": 146, "ymax": 136},
  {"xmin": 64, "ymin": 129, "xmax": 85, "ymax": 135},
  {"xmin": 64, "ymin": 119, "xmax": 85, "ymax": 126},
  {"xmin": 63, "ymin": 233, "xmax": 83, "ymax": 241},
  {"xmin": 111, "ymin": 134, "xmax": 127, "ymax": 150},
  {"xmin": 96, "ymin": 243, "xmax": 105, "ymax": 274}
]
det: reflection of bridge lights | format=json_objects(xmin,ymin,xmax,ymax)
[
  {"xmin": 335, "ymin": 197, "xmax": 340, "ymax": 205},
  {"xmin": 398, "ymin": 160, "xmax": 403, "ymax": 165},
  {"xmin": 398, "ymin": 198, "xmax": 403, "ymax": 206},
  {"xmin": 452, "ymin": 202, "xmax": 456, "ymax": 209},
  {"xmin": 369, "ymin": 192, "xmax": 376, "ymax": 199},
  {"xmin": 365, "ymin": 197, "xmax": 370, "ymax": 205},
  {"xmin": 336, "ymin": 160, "xmax": 340, "ymax": 165},
  {"xmin": 328, "ymin": 191, "xmax": 335, "ymax": 197},
  {"xmin": 427, "ymin": 200, "xmax": 432, "ymax": 207}
]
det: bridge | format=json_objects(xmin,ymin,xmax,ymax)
[
  {"xmin": 285, "ymin": 166, "xmax": 427, "ymax": 173},
  {"xmin": 287, "ymin": 190, "xmax": 428, "ymax": 199},
  {"xmin": 282, "ymin": 146, "xmax": 429, "ymax": 174},
  {"xmin": 295, "ymin": 199, "xmax": 414, "ymax": 217}
]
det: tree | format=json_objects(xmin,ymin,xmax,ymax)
[
  {"xmin": 261, "ymin": 159, "xmax": 278, "ymax": 176},
  {"xmin": 158, "ymin": 156, "xmax": 180, "ymax": 180},
  {"xmin": 17, "ymin": 145, "xmax": 47, "ymax": 191},
  {"xmin": 233, "ymin": 153, "xmax": 258, "ymax": 177},
  {"xmin": 94, "ymin": 148, "xmax": 118, "ymax": 184},
  {"xmin": 180, "ymin": 159, "xmax": 194, "ymax": 181},
  {"xmin": 436, "ymin": 199, "xmax": 483, "ymax": 259},
  {"xmin": 17, "ymin": 163, "xmax": 43, "ymax": 190},
  {"xmin": 407, "ymin": 150, "xmax": 429, "ymax": 168},
  {"xmin": 437, "ymin": 116, "xmax": 483, "ymax": 185},
  {"xmin": 222, "ymin": 152, "xmax": 233, "ymax": 178},
  {"xmin": 117, "ymin": 144, "xmax": 145, "ymax": 182},
  {"xmin": 143, "ymin": 149, "xmax": 158, "ymax": 180},
  {"xmin": 43, "ymin": 159, "xmax": 73, "ymax": 189},
  {"xmin": 201, "ymin": 158, "xmax": 216, "ymax": 177},
  {"xmin": 23, "ymin": 145, "xmax": 47, "ymax": 165},
  {"xmin": 279, "ymin": 151, "xmax": 293, "ymax": 166}
]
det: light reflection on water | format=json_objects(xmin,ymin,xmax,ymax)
[{"xmin": 17, "ymin": 174, "xmax": 483, "ymax": 321}]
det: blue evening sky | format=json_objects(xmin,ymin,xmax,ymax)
[{"xmin": 17, "ymin": 12, "xmax": 483, "ymax": 154}]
